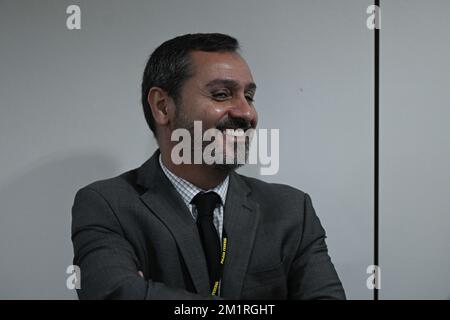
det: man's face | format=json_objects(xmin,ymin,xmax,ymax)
[{"xmin": 170, "ymin": 51, "xmax": 258, "ymax": 169}]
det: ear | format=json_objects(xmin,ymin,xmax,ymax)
[{"xmin": 147, "ymin": 87, "xmax": 174, "ymax": 127}]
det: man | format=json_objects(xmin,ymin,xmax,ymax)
[{"xmin": 71, "ymin": 33, "xmax": 345, "ymax": 300}]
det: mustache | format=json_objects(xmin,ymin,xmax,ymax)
[{"xmin": 216, "ymin": 118, "xmax": 252, "ymax": 132}]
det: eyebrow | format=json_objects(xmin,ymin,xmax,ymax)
[{"xmin": 204, "ymin": 78, "xmax": 257, "ymax": 92}]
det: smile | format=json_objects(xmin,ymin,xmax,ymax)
[{"xmin": 224, "ymin": 129, "xmax": 245, "ymax": 137}]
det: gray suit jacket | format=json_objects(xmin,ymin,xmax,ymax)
[{"xmin": 71, "ymin": 150, "xmax": 345, "ymax": 300}]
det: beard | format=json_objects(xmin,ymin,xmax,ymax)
[{"xmin": 172, "ymin": 104, "xmax": 252, "ymax": 173}]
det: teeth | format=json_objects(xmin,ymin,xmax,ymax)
[{"xmin": 225, "ymin": 129, "xmax": 245, "ymax": 137}]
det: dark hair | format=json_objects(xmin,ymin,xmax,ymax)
[{"xmin": 141, "ymin": 33, "xmax": 240, "ymax": 135}]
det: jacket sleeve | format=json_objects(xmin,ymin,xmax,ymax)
[
  {"xmin": 287, "ymin": 193, "xmax": 346, "ymax": 300},
  {"xmin": 71, "ymin": 187, "xmax": 220, "ymax": 300}
]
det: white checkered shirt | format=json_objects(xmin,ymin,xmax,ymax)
[{"xmin": 159, "ymin": 155, "xmax": 229, "ymax": 241}]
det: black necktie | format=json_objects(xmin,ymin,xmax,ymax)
[{"xmin": 191, "ymin": 191, "xmax": 221, "ymax": 291}]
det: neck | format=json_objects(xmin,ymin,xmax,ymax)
[{"xmin": 160, "ymin": 150, "xmax": 229, "ymax": 190}]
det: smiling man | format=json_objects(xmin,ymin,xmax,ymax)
[{"xmin": 71, "ymin": 33, "xmax": 346, "ymax": 300}]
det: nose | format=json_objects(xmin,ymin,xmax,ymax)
[{"xmin": 228, "ymin": 95, "xmax": 258, "ymax": 128}]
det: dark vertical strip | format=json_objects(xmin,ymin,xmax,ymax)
[{"xmin": 374, "ymin": 0, "xmax": 380, "ymax": 301}]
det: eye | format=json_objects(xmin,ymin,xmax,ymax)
[
  {"xmin": 212, "ymin": 91, "xmax": 230, "ymax": 100},
  {"xmin": 245, "ymin": 95, "xmax": 255, "ymax": 103},
  {"xmin": 245, "ymin": 91, "xmax": 255, "ymax": 103}
]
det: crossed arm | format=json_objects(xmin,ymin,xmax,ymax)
[{"xmin": 71, "ymin": 187, "xmax": 220, "ymax": 300}]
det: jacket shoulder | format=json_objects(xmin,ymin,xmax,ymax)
[
  {"xmin": 75, "ymin": 167, "xmax": 144, "ymax": 200},
  {"xmin": 239, "ymin": 174, "xmax": 306, "ymax": 197},
  {"xmin": 237, "ymin": 174, "xmax": 310, "ymax": 207}
]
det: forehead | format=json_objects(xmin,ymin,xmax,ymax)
[{"xmin": 188, "ymin": 51, "xmax": 254, "ymax": 86}]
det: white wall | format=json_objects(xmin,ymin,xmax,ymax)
[{"xmin": 380, "ymin": 0, "xmax": 450, "ymax": 299}]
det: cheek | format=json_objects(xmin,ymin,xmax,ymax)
[
  {"xmin": 183, "ymin": 95, "xmax": 230, "ymax": 128},
  {"xmin": 200, "ymin": 103, "xmax": 229, "ymax": 126},
  {"xmin": 210, "ymin": 103, "xmax": 230, "ymax": 116}
]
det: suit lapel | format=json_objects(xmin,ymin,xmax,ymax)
[
  {"xmin": 221, "ymin": 172, "xmax": 260, "ymax": 299},
  {"xmin": 136, "ymin": 151, "xmax": 211, "ymax": 295}
]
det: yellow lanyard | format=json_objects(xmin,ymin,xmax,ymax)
[{"xmin": 211, "ymin": 231, "xmax": 228, "ymax": 296}]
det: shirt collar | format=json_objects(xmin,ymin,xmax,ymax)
[{"xmin": 159, "ymin": 154, "xmax": 229, "ymax": 208}]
